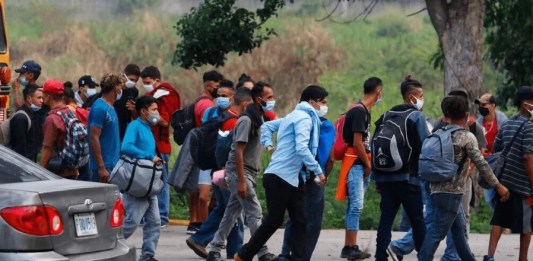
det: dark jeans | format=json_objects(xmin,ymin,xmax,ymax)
[
  {"xmin": 375, "ymin": 181, "xmax": 425, "ymax": 261},
  {"xmin": 238, "ymin": 174, "xmax": 307, "ymax": 261},
  {"xmin": 191, "ymin": 184, "xmax": 244, "ymax": 256},
  {"xmin": 419, "ymin": 193, "xmax": 475, "ymax": 261},
  {"xmin": 280, "ymin": 181, "xmax": 325, "ymax": 261}
]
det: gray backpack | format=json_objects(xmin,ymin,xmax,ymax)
[
  {"xmin": 0, "ymin": 110, "xmax": 31, "ymax": 146},
  {"xmin": 109, "ymin": 155, "xmax": 164, "ymax": 198},
  {"xmin": 418, "ymin": 125, "xmax": 466, "ymax": 182}
]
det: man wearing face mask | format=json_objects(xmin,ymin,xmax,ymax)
[
  {"xmin": 475, "ymin": 93, "xmax": 508, "ymax": 211},
  {"xmin": 9, "ymin": 85, "xmax": 43, "ymax": 162},
  {"xmin": 188, "ymin": 70, "xmax": 224, "ymax": 234},
  {"xmin": 475, "ymin": 93, "xmax": 508, "ymax": 156},
  {"xmin": 114, "ymin": 64, "xmax": 141, "ymax": 141},
  {"xmin": 337, "ymin": 77, "xmax": 382, "ymax": 260},
  {"xmin": 12, "ymin": 60, "xmax": 42, "ymax": 110},
  {"xmin": 255, "ymin": 85, "xmax": 333, "ymax": 261},
  {"xmin": 207, "ymin": 81, "xmax": 277, "ymax": 261},
  {"xmin": 88, "ymin": 73, "xmax": 123, "ymax": 183},
  {"xmin": 75, "ymin": 75, "xmax": 99, "ymax": 108},
  {"xmin": 141, "ymin": 66, "xmax": 181, "ymax": 228},
  {"xmin": 121, "ymin": 95, "xmax": 163, "ymax": 261},
  {"xmin": 202, "ymin": 79, "xmax": 235, "ymax": 124},
  {"xmin": 371, "ymin": 75, "xmax": 429, "ymax": 261}
]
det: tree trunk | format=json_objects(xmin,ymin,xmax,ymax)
[{"xmin": 426, "ymin": 0, "xmax": 485, "ymax": 112}]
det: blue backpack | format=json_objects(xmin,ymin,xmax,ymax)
[{"xmin": 418, "ymin": 125, "xmax": 466, "ymax": 182}]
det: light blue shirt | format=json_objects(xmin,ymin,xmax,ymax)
[
  {"xmin": 121, "ymin": 118, "xmax": 156, "ymax": 160},
  {"xmin": 261, "ymin": 102, "xmax": 322, "ymax": 187}
]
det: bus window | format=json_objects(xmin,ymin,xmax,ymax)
[{"xmin": 0, "ymin": 2, "xmax": 6, "ymax": 54}]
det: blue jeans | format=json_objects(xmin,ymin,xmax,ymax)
[
  {"xmin": 375, "ymin": 182, "xmax": 425, "ymax": 261},
  {"xmin": 191, "ymin": 184, "xmax": 244, "ymax": 257},
  {"xmin": 346, "ymin": 164, "xmax": 369, "ymax": 231},
  {"xmin": 484, "ymin": 188, "xmax": 496, "ymax": 211},
  {"xmin": 122, "ymin": 194, "xmax": 161, "ymax": 260},
  {"xmin": 419, "ymin": 193, "xmax": 475, "ymax": 261},
  {"xmin": 158, "ymin": 154, "xmax": 170, "ymax": 226},
  {"xmin": 391, "ymin": 184, "xmax": 459, "ymax": 260},
  {"xmin": 280, "ymin": 181, "xmax": 325, "ymax": 260}
]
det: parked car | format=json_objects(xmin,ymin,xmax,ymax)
[{"xmin": 0, "ymin": 145, "xmax": 135, "ymax": 260}]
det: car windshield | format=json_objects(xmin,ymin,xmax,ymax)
[{"xmin": 0, "ymin": 146, "xmax": 58, "ymax": 183}]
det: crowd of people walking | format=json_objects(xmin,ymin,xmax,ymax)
[{"xmin": 6, "ymin": 59, "xmax": 533, "ymax": 261}]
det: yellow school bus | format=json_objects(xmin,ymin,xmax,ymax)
[{"xmin": 0, "ymin": 0, "xmax": 10, "ymax": 122}]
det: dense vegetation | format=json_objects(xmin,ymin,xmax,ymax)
[{"xmin": 7, "ymin": 1, "xmax": 505, "ymax": 232}]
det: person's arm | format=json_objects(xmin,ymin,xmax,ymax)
[
  {"xmin": 12, "ymin": 78, "xmax": 23, "ymax": 109},
  {"xmin": 39, "ymin": 116, "xmax": 58, "ymax": 168},
  {"xmin": 121, "ymin": 122, "xmax": 155, "ymax": 160},
  {"xmin": 10, "ymin": 114, "xmax": 28, "ymax": 156},
  {"xmin": 236, "ymin": 142, "xmax": 247, "ymax": 199},
  {"xmin": 294, "ymin": 116, "xmax": 323, "ymax": 176},
  {"xmin": 522, "ymin": 123, "xmax": 533, "ymax": 191},
  {"xmin": 353, "ymin": 132, "xmax": 370, "ymax": 176},
  {"xmin": 465, "ymin": 132, "xmax": 509, "ymax": 199},
  {"xmin": 414, "ymin": 112, "xmax": 430, "ymax": 143},
  {"xmin": 260, "ymin": 118, "xmax": 282, "ymax": 150}
]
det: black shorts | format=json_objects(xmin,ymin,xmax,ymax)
[{"xmin": 490, "ymin": 191, "xmax": 533, "ymax": 233}]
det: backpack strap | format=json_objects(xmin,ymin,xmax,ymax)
[
  {"xmin": 502, "ymin": 119, "xmax": 528, "ymax": 156},
  {"xmin": 14, "ymin": 110, "xmax": 31, "ymax": 132}
]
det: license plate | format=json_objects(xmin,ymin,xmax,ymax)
[{"xmin": 74, "ymin": 213, "xmax": 98, "ymax": 237}]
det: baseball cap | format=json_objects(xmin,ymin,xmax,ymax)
[
  {"xmin": 78, "ymin": 75, "xmax": 99, "ymax": 88},
  {"xmin": 43, "ymin": 79, "xmax": 64, "ymax": 95},
  {"xmin": 475, "ymin": 93, "xmax": 496, "ymax": 105},
  {"xmin": 14, "ymin": 60, "xmax": 42, "ymax": 74}
]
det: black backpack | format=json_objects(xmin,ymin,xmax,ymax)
[
  {"xmin": 189, "ymin": 111, "xmax": 237, "ymax": 170},
  {"xmin": 171, "ymin": 97, "xmax": 209, "ymax": 145},
  {"xmin": 371, "ymin": 106, "xmax": 417, "ymax": 173}
]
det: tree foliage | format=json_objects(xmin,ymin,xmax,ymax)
[
  {"xmin": 485, "ymin": 0, "xmax": 533, "ymax": 107},
  {"xmin": 172, "ymin": 0, "xmax": 285, "ymax": 69}
]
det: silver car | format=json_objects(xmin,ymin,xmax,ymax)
[{"xmin": 0, "ymin": 146, "xmax": 135, "ymax": 260}]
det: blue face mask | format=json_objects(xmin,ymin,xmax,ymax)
[
  {"xmin": 19, "ymin": 76, "xmax": 28, "ymax": 86},
  {"xmin": 216, "ymin": 97, "xmax": 231, "ymax": 109},
  {"xmin": 30, "ymin": 103, "xmax": 41, "ymax": 111},
  {"xmin": 262, "ymin": 100, "xmax": 276, "ymax": 112}
]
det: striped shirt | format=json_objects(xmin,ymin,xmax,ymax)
[{"xmin": 493, "ymin": 114, "xmax": 533, "ymax": 196}]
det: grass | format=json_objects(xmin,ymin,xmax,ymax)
[{"xmin": 6, "ymin": 2, "xmax": 501, "ymax": 233}]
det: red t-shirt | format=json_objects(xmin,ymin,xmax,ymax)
[
  {"xmin": 194, "ymin": 95, "xmax": 214, "ymax": 127},
  {"xmin": 42, "ymin": 106, "xmax": 69, "ymax": 150},
  {"xmin": 483, "ymin": 119, "xmax": 499, "ymax": 154},
  {"xmin": 221, "ymin": 109, "xmax": 239, "ymax": 131},
  {"xmin": 265, "ymin": 110, "xmax": 277, "ymax": 121},
  {"xmin": 147, "ymin": 83, "xmax": 181, "ymax": 154}
]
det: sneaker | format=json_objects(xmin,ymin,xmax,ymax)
[
  {"xmin": 258, "ymin": 253, "xmax": 278, "ymax": 261},
  {"xmin": 160, "ymin": 223, "xmax": 167, "ymax": 229},
  {"xmin": 186, "ymin": 223, "xmax": 200, "ymax": 235},
  {"xmin": 207, "ymin": 251, "xmax": 223, "ymax": 261},
  {"xmin": 341, "ymin": 246, "xmax": 351, "ymax": 258},
  {"xmin": 186, "ymin": 237, "xmax": 208, "ymax": 258},
  {"xmin": 387, "ymin": 245, "xmax": 403, "ymax": 261},
  {"xmin": 139, "ymin": 256, "xmax": 158, "ymax": 261},
  {"xmin": 483, "ymin": 256, "xmax": 495, "ymax": 261},
  {"xmin": 347, "ymin": 245, "xmax": 371, "ymax": 260}
]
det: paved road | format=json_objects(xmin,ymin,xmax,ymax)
[{"xmin": 129, "ymin": 226, "xmax": 532, "ymax": 260}]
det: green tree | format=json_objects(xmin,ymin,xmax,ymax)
[
  {"xmin": 485, "ymin": 0, "xmax": 533, "ymax": 108},
  {"xmin": 172, "ymin": 0, "xmax": 284, "ymax": 69}
]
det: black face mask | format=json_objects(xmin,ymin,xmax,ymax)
[{"xmin": 478, "ymin": 106, "xmax": 490, "ymax": 117}]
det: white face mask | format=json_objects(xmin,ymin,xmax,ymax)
[
  {"xmin": 412, "ymin": 95, "xmax": 424, "ymax": 110},
  {"xmin": 317, "ymin": 105, "xmax": 328, "ymax": 117},
  {"xmin": 116, "ymin": 90, "xmax": 123, "ymax": 100},
  {"xmin": 124, "ymin": 75, "xmax": 136, "ymax": 89},
  {"xmin": 144, "ymin": 84, "xmax": 154, "ymax": 93},
  {"xmin": 86, "ymin": 88, "xmax": 97, "ymax": 97}
]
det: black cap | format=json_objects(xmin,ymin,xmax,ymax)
[
  {"xmin": 78, "ymin": 75, "xmax": 99, "ymax": 88},
  {"xmin": 14, "ymin": 60, "xmax": 42, "ymax": 74},
  {"xmin": 515, "ymin": 86, "xmax": 533, "ymax": 107}
]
